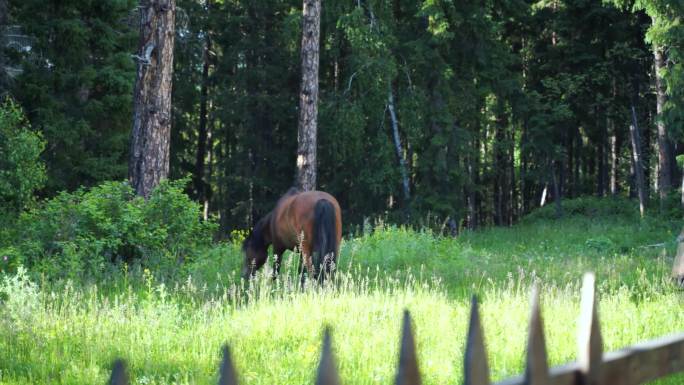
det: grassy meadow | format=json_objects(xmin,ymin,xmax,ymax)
[{"xmin": 1, "ymin": 199, "xmax": 684, "ymax": 385}]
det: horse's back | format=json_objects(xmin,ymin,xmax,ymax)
[{"xmin": 272, "ymin": 190, "xmax": 341, "ymax": 248}]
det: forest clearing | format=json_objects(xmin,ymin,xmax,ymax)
[{"xmin": 1, "ymin": 200, "xmax": 683, "ymax": 385}]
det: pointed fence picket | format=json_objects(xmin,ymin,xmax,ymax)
[{"xmin": 107, "ymin": 273, "xmax": 684, "ymax": 385}]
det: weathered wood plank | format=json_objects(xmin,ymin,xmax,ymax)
[
  {"xmin": 524, "ymin": 285, "xmax": 550, "ymax": 385},
  {"xmin": 218, "ymin": 345, "xmax": 238, "ymax": 385},
  {"xmin": 315, "ymin": 328, "xmax": 341, "ymax": 385},
  {"xmin": 109, "ymin": 359, "xmax": 129, "ymax": 385},
  {"xmin": 494, "ymin": 331, "xmax": 684, "ymax": 385},
  {"xmin": 395, "ymin": 310, "xmax": 421, "ymax": 385},
  {"xmin": 601, "ymin": 333, "xmax": 684, "ymax": 385},
  {"xmin": 672, "ymin": 240, "xmax": 684, "ymax": 283},
  {"xmin": 577, "ymin": 272, "xmax": 602, "ymax": 385},
  {"xmin": 496, "ymin": 362, "xmax": 579, "ymax": 385},
  {"xmin": 464, "ymin": 296, "xmax": 491, "ymax": 385}
]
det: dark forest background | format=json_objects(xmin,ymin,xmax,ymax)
[{"xmin": 2, "ymin": 0, "xmax": 683, "ymax": 235}]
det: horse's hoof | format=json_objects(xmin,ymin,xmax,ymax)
[{"xmin": 674, "ymin": 276, "xmax": 684, "ymax": 288}]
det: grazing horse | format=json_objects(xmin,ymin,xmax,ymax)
[{"xmin": 242, "ymin": 188, "xmax": 342, "ymax": 282}]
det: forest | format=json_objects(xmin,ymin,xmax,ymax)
[
  {"xmin": 1, "ymin": 0, "xmax": 682, "ymax": 233},
  {"xmin": 1, "ymin": 1, "xmax": 684, "ymax": 385}
]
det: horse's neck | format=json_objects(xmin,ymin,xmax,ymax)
[
  {"xmin": 283, "ymin": 187, "xmax": 301, "ymax": 197},
  {"xmin": 258, "ymin": 211, "xmax": 274, "ymax": 244}
]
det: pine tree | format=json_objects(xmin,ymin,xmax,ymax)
[
  {"xmin": 296, "ymin": 0, "xmax": 321, "ymax": 191},
  {"xmin": 11, "ymin": 0, "xmax": 137, "ymax": 192},
  {"xmin": 129, "ymin": 0, "xmax": 177, "ymax": 198}
]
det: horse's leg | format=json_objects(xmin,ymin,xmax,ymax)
[
  {"xmin": 272, "ymin": 244, "xmax": 286, "ymax": 279},
  {"xmin": 247, "ymin": 251, "xmax": 268, "ymax": 279},
  {"xmin": 298, "ymin": 255, "xmax": 306, "ymax": 287},
  {"xmin": 300, "ymin": 240, "xmax": 313, "ymax": 286}
]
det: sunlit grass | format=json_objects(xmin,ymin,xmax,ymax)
[{"xmin": 1, "ymin": 209, "xmax": 683, "ymax": 385}]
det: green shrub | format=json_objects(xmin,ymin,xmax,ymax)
[
  {"xmin": 584, "ymin": 235, "xmax": 615, "ymax": 253},
  {"xmin": 0, "ymin": 98, "xmax": 46, "ymax": 215},
  {"xmin": 522, "ymin": 196, "xmax": 639, "ymax": 223},
  {"xmin": 9, "ymin": 179, "xmax": 217, "ymax": 279}
]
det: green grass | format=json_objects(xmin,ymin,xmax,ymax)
[{"xmin": 1, "ymin": 201, "xmax": 683, "ymax": 385}]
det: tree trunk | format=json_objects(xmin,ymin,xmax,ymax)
[
  {"xmin": 508, "ymin": 126, "xmax": 516, "ymax": 224},
  {"xmin": 552, "ymin": 161, "xmax": 563, "ymax": 218},
  {"xmin": 494, "ymin": 101, "xmax": 506, "ymax": 226},
  {"xmin": 0, "ymin": 0, "xmax": 7, "ymax": 93},
  {"xmin": 568, "ymin": 127, "xmax": 575, "ymax": 198},
  {"xmin": 467, "ymin": 163, "xmax": 477, "ymax": 230},
  {"xmin": 654, "ymin": 45, "xmax": 673, "ymax": 205},
  {"xmin": 575, "ymin": 126, "xmax": 583, "ymax": 196},
  {"xmin": 681, "ymin": 163, "xmax": 684, "ymax": 210},
  {"xmin": 597, "ymin": 109, "xmax": 607, "ymax": 197},
  {"xmin": 295, "ymin": 0, "xmax": 321, "ymax": 191},
  {"xmin": 194, "ymin": 33, "xmax": 211, "ymax": 205},
  {"xmin": 520, "ymin": 120, "xmax": 528, "ymax": 215},
  {"xmin": 609, "ymin": 116, "xmax": 618, "ymax": 196},
  {"xmin": 630, "ymin": 105, "xmax": 647, "ymax": 217},
  {"xmin": 0, "ymin": 0, "xmax": 6, "ymax": 28},
  {"xmin": 388, "ymin": 87, "xmax": 410, "ymax": 203},
  {"xmin": 129, "ymin": 0, "xmax": 176, "ymax": 198},
  {"xmin": 204, "ymin": 126, "xmax": 213, "ymax": 221}
]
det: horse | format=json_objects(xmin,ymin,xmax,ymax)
[{"xmin": 241, "ymin": 188, "xmax": 342, "ymax": 283}]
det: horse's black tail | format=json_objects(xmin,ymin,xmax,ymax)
[{"xmin": 312, "ymin": 199, "xmax": 337, "ymax": 281}]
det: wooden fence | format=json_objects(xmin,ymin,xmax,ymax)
[{"xmin": 108, "ymin": 273, "xmax": 684, "ymax": 385}]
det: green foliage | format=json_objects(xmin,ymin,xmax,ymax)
[
  {"xmin": 611, "ymin": 0, "xmax": 684, "ymax": 139},
  {"xmin": 584, "ymin": 235, "xmax": 616, "ymax": 253},
  {"xmin": 0, "ymin": 98, "xmax": 46, "ymax": 215},
  {"xmin": 7, "ymin": 180, "xmax": 217, "ymax": 280},
  {"xmin": 522, "ymin": 196, "xmax": 640, "ymax": 223},
  {"xmin": 9, "ymin": 0, "xmax": 137, "ymax": 192},
  {"xmin": 3, "ymin": 0, "xmax": 682, "ymax": 231}
]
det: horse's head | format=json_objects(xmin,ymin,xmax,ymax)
[{"xmin": 241, "ymin": 213, "xmax": 272, "ymax": 279}]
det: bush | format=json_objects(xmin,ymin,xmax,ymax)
[
  {"xmin": 7, "ymin": 179, "xmax": 217, "ymax": 279},
  {"xmin": 522, "ymin": 196, "xmax": 639, "ymax": 223},
  {"xmin": 0, "ymin": 98, "xmax": 46, "ymax": 215}
]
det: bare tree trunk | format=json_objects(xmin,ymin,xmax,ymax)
[
  {"xmin": 295, "ymin": 0, "xmax": 321, "ymax": 191},
  {"xmin": 520, "ymin": 122, "xmax": 528, "ymax": 215},
  {"xmin": 467, "ymin": 167, "xmax": 477, "ymax": 229},
  {"xmin": 681, "ymin": 163, "xmax": 684, "ymax": 210},
  {"xmin": 0, "ymin": 0, "xmax": 6, "ymax": 29},
  {"xmin": 630, "ymin": 105, "xmax": 647, "ymax": 217},
  {"xmin": 493, "ymin": 98, "xmax": 508, "ymax": 226},
  {"xmin": 194, "ymin": 33, "xmax": 211, "ymax": 205},
  {"xmin": 568, "ymin": 128, "xmax": 575, "ymax": 198},
  {"xmin": 608, "ymin": 114, "xmax": 618, "ymax": 195},
  {"xmin": 508, "ymin": 127, "xmax": 516, "ymax": 224},
  {"xmin": 654, "ymin": 45, "xmax": 673, "ymax": 205},
  {"xmin": 203, "ymin": 126, "xmax": 213, "ymax": 220},
  {"xmin": 129, "ymin": 0, "xmax": 176, "ymax": 198},
  {"xmin": 0, "ymin": 0, "xmax": 7, "ymax": 93},
  {"xmin": 552, "ymin": 161, "xmax": 563, "ymax": 218},
  {"xmin": 574, "ymin": 127, "xmax": 581, "ymax": 196},
  {"xmin": 609, "ymin": 79, "xmax": 618, "ymax": 196},
  {"xmin": 388, "ymin": 87, "xmax": 410, "ymax": 202},
  {"xmin": 597, "ymin": 109, "xmax": 607, "ymax": 197}
]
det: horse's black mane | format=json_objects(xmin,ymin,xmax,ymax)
[
  {"xmin": 242, "ymin": 188, "xmax": 300, "ymax": 252},
  {"xmin": 242, "ymin": 211, "xmax": 272, "ymax": 252}
]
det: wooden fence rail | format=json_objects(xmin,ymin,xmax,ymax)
[{"xmin": 108, "ymin": 273, "xmax": 684, "ymax": 385}]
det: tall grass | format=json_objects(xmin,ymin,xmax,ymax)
[{"xmin": 0, "ymin": 205, "xmax": 683, "ymax": 385}]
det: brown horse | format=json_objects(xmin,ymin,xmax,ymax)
[{"xmin": 242, "ymin": 188, "xmax": 342, "ymax": 282}]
